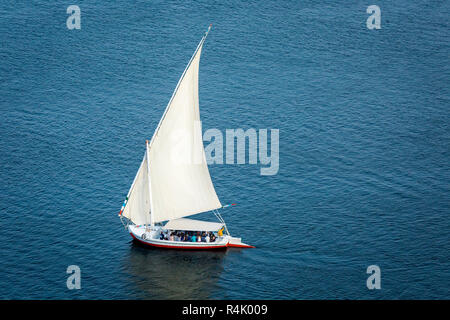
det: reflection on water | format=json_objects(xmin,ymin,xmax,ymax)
[{"xmin": 122, "ymin": 240, "xmax": 228, "ymax": 299}]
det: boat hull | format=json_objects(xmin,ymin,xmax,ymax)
[
  {"xmin": 130, "ymin": 233, "xmax": 229, "ymax": 250},
  {"xmin": 128, "ymin": 225, "xmax": 254, "ymax": 250}
]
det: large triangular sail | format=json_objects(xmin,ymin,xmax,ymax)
[
  {"xmin": 147, "ymin": 26, "xmax": 222, "ymax": 224},
  {"xmin": 120, "ymin": 26, "xmax": 221, "ymax": 226}
]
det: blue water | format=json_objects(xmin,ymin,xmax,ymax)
[{"xmin": 0, "ymin": 0, "xmax": 449, "ymax": 299}]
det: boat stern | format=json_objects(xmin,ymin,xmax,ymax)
[{"xmin": 227, "ymin": 236, "xmax": 254, "ymax": 248}]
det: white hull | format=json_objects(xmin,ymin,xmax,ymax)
[{"xmin": 128, "ymin": 225, "xmax": 253, "ymax": 249}]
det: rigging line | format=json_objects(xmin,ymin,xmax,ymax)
[{"xmin": 213, "ymin": 209, "xmax": 230, "ymax": 236}]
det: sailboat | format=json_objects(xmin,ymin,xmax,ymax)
[{"xmin": 118, "ymin": 25, "xmax": 253, "ymax": 249}]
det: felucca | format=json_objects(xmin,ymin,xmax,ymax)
[{"xmin": 118, "ymin": 25, "xmax": 253, "ymax": 249}]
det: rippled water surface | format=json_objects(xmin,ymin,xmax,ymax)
[{"xmin": 0, "ymin": 1, "xmax": 449, "ymax": 299}]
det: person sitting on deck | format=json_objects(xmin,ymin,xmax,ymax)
[
  {"xmin": 205, "ymin": 233, "xmax": 210, "ymax": 242},
  {"xmin": 159, "ymin": 232, "xmax": 165, "ymax": 240},
  {"xmin": 191, "ymin": 234, "xmax": 197, "ymax": 242},
  {"xmin": 218, "ymin": 227, "xmax": 224, "ymax": 237},
  {"xmin": 201, "ymin": 232, "xmax": 206, "ymax": 242},
  {"xmin": 169, "ymin": 232, "xmax": 174, "ymax": 241},
  {"xmin": 197, "ymin": 232, "xmax": 202, "ymax": 242}
]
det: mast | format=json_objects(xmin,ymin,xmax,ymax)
[{"xmin": 146, "ymin": 140, "xmax": 155, "ymax": 227}]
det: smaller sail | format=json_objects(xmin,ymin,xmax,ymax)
[{"xmin": 121, "ymin": 153, "xmax": 151, "ymax": 225}]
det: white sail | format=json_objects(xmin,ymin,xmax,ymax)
[
  {"xmin": 121, "ymin": 154, "xmax": 151, "ymax": 225},
  {"xmin": 147, "ymin": 29, "xmax": 222, "ymax": 224}
]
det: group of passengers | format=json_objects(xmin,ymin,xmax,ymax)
[{"xmin": 159, "ymin": 230, "xmax": 217, "ymax": 243}]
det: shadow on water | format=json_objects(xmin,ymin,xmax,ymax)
[{"xmin": 122, "ymin": 240, "xmax": 228, "ymax": 299}]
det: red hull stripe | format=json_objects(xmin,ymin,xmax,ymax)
[
  {"xmin": 130, "ymin": 233, "xmax": 228, "ymax": 250},
  {"xmin": 227, "ymin": 243, "xmax": 255, "ymax": 248}
]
